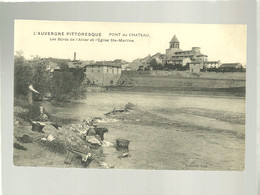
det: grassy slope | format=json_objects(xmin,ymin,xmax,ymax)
[{"xmin": 110, "ymin": 71, "xmax": 246, "ymax": 96}]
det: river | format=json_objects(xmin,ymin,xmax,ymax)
[{"xmin": 42, "ymin": 92, "xmax": 245, "ymax": 170}]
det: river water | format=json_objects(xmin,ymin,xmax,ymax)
[{"xmin": 42, "ymin": 92, "xmax": 245, "ymax": 170}]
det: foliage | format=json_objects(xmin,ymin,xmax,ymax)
[
  {"xmin": 29, "ymin": 56, "xmax": 51, "ymax": 94},
  {"xmin": 59, "ymin": 62, "xmax": 69, "ymax": 71},
  {"xmin": 27, "ymin": 103, "xmax": 42, "ymax": 121},
  {"xmin": 14, "ymin": 52, "xmax": 51, "ymax": 96},
  {"xmin": 149, "ymin": 59, "xmax": 163, "ymax": 70},
  {"xmin": 206, "ymin": 68, "xmax": 219, "ymax": 72},
  {"xmin": 15, "ymin": 102, "xmax": 42, "ymax": 121},
  {"xmin": 14, "ymin": 52, "xmax": 33, "ymax": 95},
  {"xmin": 163, "ymin": 63, "xmax": 175, "ymax": 70},
  {"xmin": 218, "ymin": 67, "xmax": 246, "ymax": 72},
  {"xmin": 50, "ymin": 67, "xmax": 86, "ymax": 101},
  {"xmin": 14, "ymin": 51, "xmax": 87, "ymax": 102}
]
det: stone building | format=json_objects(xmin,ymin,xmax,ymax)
[
  {"xmin": 189, "ymin": 61, "xmax": 204, "ymax": 73},
  {"xmin": 136, "ymin": 53, "xmax": 165, "ymax": 71},
  {"xmin": 165, "ymin": 35, "xmax": 208, "ymax": 67},
  {"xmin": 170, "ymin": 57, "xmax": 192, "ymax": 67},
  {"xmin": 150, "ymin": 53, "xmax": 165, "ymax": 64},
  {"xmin": 204, "ymin": 60, "xmax": 222, "ymax": 69},
  {"xmin": 219, "ymin": 63, "xmax": 243, "ymax": 71},
  {"xmin": 84, "ymin": 62, "xmax": 122, "ymax": 86}
]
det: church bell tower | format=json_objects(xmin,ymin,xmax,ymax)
[
  {"xmin": 169, "ymin": 35, "xmax": 179, "ymax": 49},
  {"xmin": 166, "ymin": 34, "xmax": 181, "ymax": 60}
]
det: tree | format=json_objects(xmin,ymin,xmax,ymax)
[
  {"xmin": 14, "ymin": 52, "xmax": 86, "ymax": 102},
  {"xmin": 14, "ymin": 51, "xmax": 33, "ymax": 95},
  {"xmin": 149, "ymin": 59, "xmax": 163, "ymax": 70},
  {"xmin": 29, "ymin": 56, "xmax": 51, "ymax": 95},
  {"xmin": 14, "ymin": 53, "xmax": 51, "ymax": 96},
  {"xmin": 50, "ymin": 64, "xmax": 86, "ymax": 101},
  {"xmin": 164, "ymin": 63, "xmax": 174, "ymax": 70},
  {"xmin": 59, "ymin": 62, "xmax": 69, "ymax": 71}
]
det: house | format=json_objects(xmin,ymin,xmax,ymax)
[
  {"xmin": 166, "ymin": 57, "xmax": 191, "ymax": 67},
  {"xmin": 189, "ymin": 61, "xmax": 203, "ymax": 73},
  {"xmin": 137, "ymin": 65, "xmax": 145, "ymax": 71},
  {"xmin": 135, "ymin": 53, "xmax": 165, "ymax": 70},
  {"xmin": 150, "ymin": 53, "xmax": 165, "ymax": 64},
  {"xmin": 219, "ymin": 63, "xmax": 243, "ymax": 71},
  {"xmin": 46, "ymin": 57, "xmax": 71, "ymax": 72},
  {"xmin": 46, "ymin": 61, "xmax": 59, "ymax": 72},
  {"xmin": 204, "ymin": 60, "xmax": 222, "ymax": 69},
  {"xmin": 121, "ymin": 63, "xmax": 130, "ymax": 70},
  {"xmin": 84, "ymin": 62, "xmax": 122, "ymax": 86},
  {"xmin": 112, "ymin": 59, "xmax": 129, "ymax": 70},
  {"xmin": 140, "ymin": 55, "xmax": 151, "ymax": 67},
  {"xmin": 132, "ymin": 55, "xmax": 151, "ymax": 71}
]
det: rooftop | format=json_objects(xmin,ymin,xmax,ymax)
[
  {"xmin": 204, "ymin": 61, "xmax": 220, "ymax": 64},
  {"xmin": 220, "ymin": 63, "xmax": 242, "ymax": 68},
  {"xmin": 85, "ymin": 63, "xmax": 122, "ymax": 68},
  {"xmin": 151, "ymin": 52, "xmax": 165, "ymax": 58},
  {"xmin": 170, "ymin": 35, "xmax": 179, "ymax": 43},
  {"xmin": 175, "ymin": 50, "xmax": 192, "ymax": 54},
  {"xmin": 189, "ymin": 61, "xmax": 202, "ymax": 64}
]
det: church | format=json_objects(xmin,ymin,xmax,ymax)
[{"xmin": 164, "ymin": 35, "xmax": 208, "ymax": 67}]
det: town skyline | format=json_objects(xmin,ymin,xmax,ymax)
[{"xmin": 15, "ymin": 20, "xmax": 247, "ymax": 65}]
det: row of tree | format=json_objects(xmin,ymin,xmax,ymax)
[{"xmin": 14, "ymin": 51, "xmax": 86, "ymax": 102}]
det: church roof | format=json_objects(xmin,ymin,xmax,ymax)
[{"xmin": 170, "ymin": 35, "xmax": 179, "ymax": 43}]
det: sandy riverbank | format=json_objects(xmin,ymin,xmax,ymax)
[{"xmin": 14, "ymin": 91, "xmax": 245, "ymax": 170}]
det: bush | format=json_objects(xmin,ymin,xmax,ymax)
[
  {"xmin": 14, "ymin": 53, "xmax": 33, "ymax": 95},
  {"xmin": 27, "ymin": 103, "xmax": 42, "ymax": 121},
  {"xmin": 14, "ymin": 53, "xmax": 51, "ymax": 96},
  {"xmin": 50, "ymin": 67, "xmax": 86, "ymax": 101},
  {"xmin": 149, "ymin": 59, "xmax": 163, "ymax": 70},
  {"xmin": 14, "ymin": 52, "xmax": 87, "ymax": 102}
]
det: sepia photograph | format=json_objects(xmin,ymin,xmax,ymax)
[{"xmin": 13, "ymin": 20, "xmax": 246, "ymax": 170}]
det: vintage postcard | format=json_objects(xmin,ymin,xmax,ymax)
[{"xmin": 13, "ymin": 20, "xmax": 246, "ymax": 170}]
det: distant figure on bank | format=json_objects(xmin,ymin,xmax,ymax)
[
  {"xmin": 28, "ymin": 84, "xmax": 40, "ymax": 105},
  {"xmin": 27, "ymin": 84, "xmax": 48, "ymax": 121}
]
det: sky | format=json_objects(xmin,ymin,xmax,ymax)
[{"xmin": 15, "ymin": 20, "xmax": 247, "ymax": 65}]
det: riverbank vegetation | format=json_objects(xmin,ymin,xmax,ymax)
[{"xmin": 14, "ymin": 51, "xmax": 86, "ymax": 102}]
